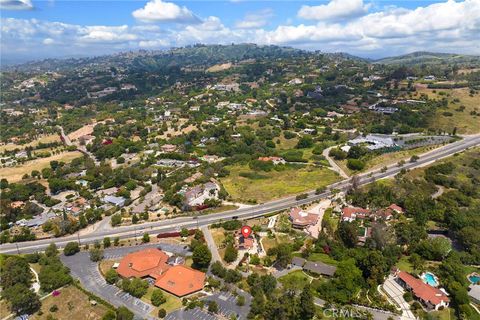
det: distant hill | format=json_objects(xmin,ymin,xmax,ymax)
[
  {"xmin": 3, "ymin": 44, "xmax": 307, "ymax": 73},
  {"xmin": 374, "ymin": 51, "xmax": 480, "ymax": 66}
]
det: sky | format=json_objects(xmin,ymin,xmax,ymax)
[{"xmin": 1, "ymin": 0, "xmax": 480, "ymax": 63}]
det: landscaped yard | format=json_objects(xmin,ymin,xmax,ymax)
[
  {"xmin": 396, "ymin": 256, "xmax": 414, "ymax": 273},
  {"xmin": 0, "ymin": 151, "xmax": 83, "ymax": 182},
  {"xmin": 261, "ymin": 233, "xmax": 293, "ymax": 253},
  {"xmin": 278, "ymin": 270, "xmax": 312, "ymax": 291},
  {"xmin": 142, "ymin": 286, "xmax": 182, "ymax": 316},
  {"xmin": 307, "ymin": 253, "xmax": 338, "ymax": 266},
  {"xmin": 220, "ymin": 164, "xmax": 340, "ymax": 203},
  {"xmin": 30, "ymin": 285, "xmax": 111, "ymax": 320}
]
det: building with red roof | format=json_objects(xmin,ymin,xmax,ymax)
[
  {"xmin": 396, "ymin": 271, "xmax": 449, "ymax": 310},
  {"xmin": 116, "ymin": 248, "xmax": 170, "ymax": 280},
  {"xmin": 116, "ymin": 248, "xmax": 205, "ymax": 296},
  {"xmin": 388, "ymin": 204, "xmax": 404, "ymax": 214},
  {"xmin": 154, "ymin": 265, "xmax": 205, "ymax": 297},
  {"xmin": 341, "ymin": 207, "xmax": 371, "ymax": 222},
  {"xmin": 289, "ymin": 207, "xmax": 319, "ymax": 228},
  {"xmin": 257, "ymin": 156, "xmax": 286, "ymax": 165}
]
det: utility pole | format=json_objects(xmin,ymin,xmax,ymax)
[
  {"xmin": 77, "ymin": 231, "xmax": 81, "ymax": 245},
  {"xmin": 16, "ymin": 243, "xmax": 20, "ymax": 255}
]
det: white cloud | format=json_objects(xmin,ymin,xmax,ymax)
[
  {"xmin": 1, "ymin": 0, "xmax": 480, "ymax": 62},
  {"xmin": 132, "ymin": 0, "xmax": 200, "ymax": 24},
  {"xmin": 43, "ymin": 38, "xmax": 54, "ymax": 45},
  {"xmin": 0, "ymin": 0, "xmax": 33, "ymax": 10},
  {"xmin": 298, "ymin": 0, "xmax": 369, "ymax": 21},
  {"xmin": 79, "ymin": 25, "xmax": 137, "ymax": 43},
  {"xmin": 235, "ymin": 8, "xmax": 273, "ymax": 29}
]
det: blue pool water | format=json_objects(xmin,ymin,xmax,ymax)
[
  {"xmin": 469, "ymin": 275, "xmax": 480, "ymax": 284},
  {"xmin": 422, "ymin": 272, "xmax": 439, "ymax": 287}
]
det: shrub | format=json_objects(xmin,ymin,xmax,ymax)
[
  {"xmin": 63, "ymin": 242, "xmax": 80, "ymax": 256},
  {"xmin": 151, "ymin": 289, "xmax": 167, "ymax": 306},
  {"xmin": 105, "ymin": 269, "xmax": 119, "ymax": 285},
  {"xmin": 346, "ymin": 159, "xmax": 365, "ymax": 171},
  {"xmin": 158, "ymin": 309, "xmax": 167, "ymax": 318}
]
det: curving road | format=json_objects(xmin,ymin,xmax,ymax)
[{"xmin": 1, "ymin": 135, "xmax": 479, "ymax": 254}]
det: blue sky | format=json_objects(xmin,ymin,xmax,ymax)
[{"xmin": 2, "ymin": 0, "xmax": 480, "ymax": 63}]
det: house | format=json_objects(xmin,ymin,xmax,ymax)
[
  {"xmin": 182, "ymin": 182, "xmax": 219, "ymax": 207},
  {"xmin": 156, "ymin": 159, "xmax": 186, "ymax": 168},
  {"xmin": 396, "ymin": 271, "xmax": 449, "ymax": 310},
  {"xmin": 10, "ymin": 201, "xmax": 25, "ymax": 209},
  {"xmin": 117, "ymin": 248, "xmax": 205, "ymax": 297},
  {"xmin": 303, "ymin": 128, "xmax": 316, "ymax": 135},
  {"xmin": 103, "ymin": 195, "xmax": 126, "ymax": 207},
  {"xmin": 303, "ymin": 261, "xmax": 336, "ymax": 277},
  {"xmin": 348, "ymin": 134, "xmax": 397, "ymax": 151},
  {"xmin": 155, "ymin": 265, "xmax": 205, "ymax": 297},
  {"xmin": 388, "ymin": 204, "xmax": 404, "ymax": 214},
  {"xmin": 257, "ymin": 156, "xmax": 286, "ymax": 165},
  {"xmin": 288, "ymin": 78, "xmax": 303, "ymax": 85},
  {"xmin": 237, "ymin": 234, "xmax": 254, "ymax": 250},
  {"xmin": 289, "ymin": 208, "xmax": 319, "ymax": 229},
  {"xmin": 291, "ymin": 257, "xmax": 306, "ymax": 268},
  {"xmin": 424, "ymin": 75, "xmax": 436, "ymax": 81},
  {"xmin": 160, "ymin": 144, "xmax": 177, "ymax": 153},
  {"xmin": 341, "ymin": 207, "xmax": 371, "ymax": 222}
]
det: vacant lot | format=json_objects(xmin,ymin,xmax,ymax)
[
  {"xmin": 414, "ymin": 87, "xmax": 480, "ymax": 134},
  {"xmin": 220, "ymin": 164, "xmax": 340, "ymax": 203},
  {"xmin": 0, "ymin": 134, "xmax": 61, "ymax": 153},
  {"xmin": 0, "ymin": 151, "xmax": 82, "ymax": 182},
  {"xmin": 67, "ymin": 124, "xmax": 95, "ymax": 141},
  {"xmin": 30, "ymin": 286, "xmax": 110, "ymax": 320}
]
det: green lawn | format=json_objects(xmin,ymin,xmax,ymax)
[
  {"xmin": 396, "ymin": 256, "xmax": 414, "ymax": 273},
  {"xmin": 220, "ymin": 164, "xmax": 340, "ymax": 203},
  {"xmin": 142, "ymin": 286, "xmax": 183, "ymax": 315},
  {"xmin": 278, "ymin": 270, "xmax": 311, "ymax": 291},
  {"xmin": 307, "ymin": 253, "xmax": 338, "ymax": 266}
]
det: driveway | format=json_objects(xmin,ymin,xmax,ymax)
[
  {"xmin": 201, "ymin": 226, "xmax": 222, "ymax": 264},
  {"xmin": 382, "ymin": 275, "xmax": 416, "ymax": 320}
]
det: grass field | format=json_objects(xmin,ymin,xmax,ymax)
[
  {"xmin": 220, "ymin": 164, "xmax": 340, "ymax": 203},
  {"xmin": 0, "ymin": 134, "xmax": 61, "ymax": 153},
  {"xmin": 414, "ymin": 87, "xmax": 480, "ymax": 134},
  {"xmin": 0, "ymin": 151, "xmax": 83, "ymax": 182},
  {"xmin": 261, "ymin": 233, "xmax": 293, "ymax": 253},
  {"xmin": 278, "ymin": 270, "xmax": 312, "ymax": 291},
  {"xmin": 30, "ymin": 286, "xmax": 110, "ymax": 320},
  {"xmin": 395, "ymin": 256, "xmax": 414, "ymax": 273}
]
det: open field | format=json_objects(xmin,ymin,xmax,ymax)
[
  {"xmin": 0, "ymin": 134, "xmax": 61, "ymax": 153},
  {"xmin": 30, "ymin": 286, "xmax": 110, "ymax": 320},
  {"xmin": 261, "ymin": 233, "xmax": 293, "ymax": 253},
  {"xmin": 206, "ymin": 62, "xmax": 232, "ymax": 72},
  {"xmin": 67, "ymin": 124, "xmax": 95, "ymax": 141},
  {"xmin": 220, "ymin": 164, "xmax": 340, "ymax": 203},
  {"xmin": 414, "ymin": 87, "xmax": 480, "ymax": 134},
  {"xmin": 0, "ymin": 151, "xmax": 83, "ymax": 182}
]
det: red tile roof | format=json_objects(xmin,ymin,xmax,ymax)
[
  {"xmin": 398, "ymin": 271, "xmax": 449, "ymax": 306},
  {"xmin": 388, "ymin": 204, "xmax": 404, "ymax": 213},
  {"xmin": 289, "ymin": 207, "xmax": 319, "ymax": 227},
  {"xmin": 117, "ymin": 248, "xmax": 205, "ymax": 297},
  {"xmin": 117, "ymin": 248, "xmax": 170, "ymax": 279},
  {"xmin": 341, "ymin": 207, "xmax": 370, "ymax": 220},
  {"xmin": 155, "ymin": 265, "xmax": 205, "ymax": 297}
]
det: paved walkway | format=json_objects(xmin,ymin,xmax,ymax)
[{"xmin": 382, "ymin": 275, "xmax": 417, "ymax": 320}]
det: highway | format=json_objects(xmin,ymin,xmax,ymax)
[{"xmin": 1, "ymin": 134, "xmax": 479, "ymax": 254}]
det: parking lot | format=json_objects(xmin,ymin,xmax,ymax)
[
  {"xmin": 203, "ymin": 291, "xmax": 251, "ymax": 320},
  {"xmin": 165, "ymin": 308, "xmax": 219, "ymax": 320},
  {"xmin": 61, "ymin": 252, "xmax": 154, "ymax": 320}
]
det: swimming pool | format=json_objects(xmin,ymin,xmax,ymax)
[
  {"xmin": 468, "ymin": 274, "xmax": 480, "ymax": 284},
  {"xmin": 421, "ymin": 272, "xmax": 439, "ymax": 287}
]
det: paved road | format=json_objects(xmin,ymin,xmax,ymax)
[{"xmin": 2, "ymin": 135, "xmax": 479, "ymax": 254}]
